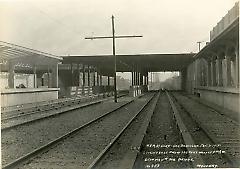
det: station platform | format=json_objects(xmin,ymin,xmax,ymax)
[
  {"xmin": 193, "ymin": 86, "xmax": 240, "ymax": 113},
  {"xmin": 1, "ymin": 90, "xmax": 113, "ymax": 113},
  {"xmin": 182, "ymin": 91, "xmax": 240, "ymax": 123},
  {"xmin": 1, "ymin": 88, "xmax": 59, "ymax": 108}
]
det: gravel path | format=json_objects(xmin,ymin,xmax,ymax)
[
  {"xmin": 1, "ymin": 96, "xmax": 132, "ymax": 166},
  {"xmin": 19, "ymin": 94, "xmax": 153, "ymax": 169},
  {"xmin": 133, "ymin": 92, "xmax": 192, "ymax": 169}
]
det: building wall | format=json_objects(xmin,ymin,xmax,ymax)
[
  {"xmin": 184, "ymin": 2, "xmax": 239, "ymax": 113},
  {"xmin": 184, "ymin": 51, "xmax": 239, "ymax": 113},
  {"xmin": 195, "ymin": 87, "xmax": 239, "ymax": 113}
]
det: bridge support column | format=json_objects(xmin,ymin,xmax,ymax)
[
  {"xmin": 100, "ymin": 74, "xmax": 102, "ymax": 86},
  {"xmin": 136, "ymin": 71, "xmax": 138, "ymax": 86},
  {"xmin": 93, "ymin": 68, "xmax": 96, "ymax": 86},
  {"xmin": 230, "ymin": 46, "xmax": 239, "ymax": 88},
  {"xmin": 136, "ymin": 70, "xmax": 138, "ymax": 95},
  {"xmin": 226, "ymin": 56, "xmax": 232, "ymax": 86},
  {"xmin": 87, "ymin": 65, "xmax": 91, "ymax": 94},
  {"xmin": 135, "ymin": 69, "xmax": 137, "ymax": 86},
  {"xmin": 140, "ymin": 73, "xmax": 143, "ymax": 85},
  {"xmin": 70, "ymin": 63, "xmax": 73, "ymax": 86},
  {"xmin": 131, "ymin": 70, "xmax": 134, "ymax": 86},
  {"xmin": 77, "ymin": 64, "xmax": 80, "ymax": 86},
  {"xmin": 130, "ymin": 65, "xmax": 142, "ymax": 97},
  {"xmin": 207, "ymin": 60, "xmax": 212, "ymax": 86},
  {"xmin": 146, "ymin": 74, "xmax": 149, "ymax": 85},
  {"xmin": 97, "ymin": 70, "xmax": 99, "ymax": 86},
  {"xmin": 235, "ymin": 49, "xmax": 239, "ymax": 87},
  {"xmin": 180, "ymin": 69, "xmax": 187, "ymax": 91},
  {"xmin": 82, "ymin": 64, "xmax": 86, "ymax": 94},
  {"xmin": 87, "ymin": 65, "xmax": 90, "ymax": 86},
  {"xmin": 216, "ymin": 56, "xmax": 223, "ymax": 86},
  {"xmin": 138, "ymin": 71, "xmax": 140, "ymax": 95},
  {"xmin": 231, "ymin": 56, "xmax": 236, "ymax": 87},
  {"xmin": 211, "ymin": 58, "xmax": 217, "ymax": 86},
  {"xmin": 133, "ymin": 67, "xmax": 135, "ymax": 85},
  {"xmin": 108, "ymin": 76, "xmax": 110, "ymax": 86}
]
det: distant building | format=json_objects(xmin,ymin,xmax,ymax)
[
  {"xmin": 153, "ymin": 73, "xmax": 160, "ymax": 83},
  {"xmin": 116, "ymin": 76, "xmax": 131, "ymax": 90}
]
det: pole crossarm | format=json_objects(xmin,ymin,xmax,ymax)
[
  {"xmin": 84, "ymin": 15, "xmax": 142, "ymax": 103},
  {"xmin": 85, "ymin": 35, "xmax": 142, "ymax": 40}
]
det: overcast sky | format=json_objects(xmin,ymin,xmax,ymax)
[{"xmin": 0, "ymin": 0, "xmax": 238, "ymax": 56}]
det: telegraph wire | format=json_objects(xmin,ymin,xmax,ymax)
[{"xmin": 27, "ymin": 2, "xmax": 83, "ymax": 36}]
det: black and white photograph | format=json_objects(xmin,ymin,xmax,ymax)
[{"xmin": 0, "ymin": 0, "xmax": 239, "ymax": 168}]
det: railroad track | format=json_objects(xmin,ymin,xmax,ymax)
[
  {"xmin": 169, "ymin": 91, "xmax": 240, "ymax": 167},
  {"xmin": 93, "ymin": 92, "xmax": 160, "ymax": 169},
  {"xmin": 133, "ymin": 90, "xmax": 234, "ymax": 168},
  {"xmin": 2, "ymin": 93, "xmax": 147, "ymax": 169},
  {"xmin": 1, "ymin": 96, "xmax": 88, "ymax": 118},
  {"xmin": 1, "ymin": 101, "xmax": 102, "ymax": 131},
  {"xmin": 1, "ymin": 93, "xmax": 123, "ymax": 120},
  {"xmin": 87, "ymin": 92, "xmax": 158, "ymax": 169},
  {"xmin": 1, "ymin": 94, "xmax": 127, "ymax": 130},
  {"xmin": 3, "ymin": 91, "xmax": 238, "ymax": 168},
  {"xmin": 133, "ymin": 91, "xmax": 193, "ymax": 168}
]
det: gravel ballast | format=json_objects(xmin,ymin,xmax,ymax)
[
  {"xmin": 19, "ymin": 94, "xmax": 153, "ymax": 169},
  {"xmin": 2, "ymin": 96, "xmax": 133, "ymax": 166}
]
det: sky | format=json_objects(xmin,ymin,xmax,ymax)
[{"xmin": 0, "ymin": 0, "xmax": 238, "ymax": 57}]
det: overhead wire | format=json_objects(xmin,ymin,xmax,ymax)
[{"xmin": 27, "ymin": 1, "xmax": 83, "ymax": 36}]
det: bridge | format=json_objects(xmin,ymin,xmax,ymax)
[{"xmin": 0, "ymin": 2, "xmax": 239, "ymax": 169}]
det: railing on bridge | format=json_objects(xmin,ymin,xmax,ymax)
[{"xmin": 210, "ymin": 2, "xmax": 239, "ymax": 41}]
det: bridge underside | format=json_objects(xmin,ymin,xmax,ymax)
[{"xmin": 62, "ymin": 53, "xmax": 194, "ymax": 76}]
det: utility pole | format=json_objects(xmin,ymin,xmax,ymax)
[
  {"xmin": 85, "ymin": 15, "xmax": 142, "ymax": 103},
  {"xmin": 112, "ymin": 15, "xmax": 117, "ymax": 104},
  {"xmin": 197, "ymin": 41, "xmax": 203, "ymax": 52}
]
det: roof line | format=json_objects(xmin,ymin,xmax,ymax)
[{"xmin": 0, "ymin": 41, "xmax": 62, "ymax": 60}]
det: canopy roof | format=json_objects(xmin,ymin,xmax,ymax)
[{"xmin": 0, "ymin": 41, "xmax": 62, "ymax": 73}]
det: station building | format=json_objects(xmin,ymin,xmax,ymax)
[
  {"xmin": 0, "ymin": 41, "xmax": 62, "ymax": 107},
  {"xmin": 184, "ymin": 2, "xmax": 239, "ymax": 112}
]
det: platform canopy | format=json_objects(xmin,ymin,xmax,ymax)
[
  {"xmin": 62, "ymin": 53, "xmax": 195, "ymax": 76},
  {"xmin": 0, "ymin": 41, "xmax": 62, "ymax": 74}
]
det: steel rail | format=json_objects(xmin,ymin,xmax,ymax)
[
  {"xmin": 1, "ymin": 95, "xmax": 94, "ymax": 115},
  {"xmin": 2, "ymin": 94, "xmax": 128, "ymax": 130},
  {"xmin": 87, "ymin": 93, "xmax": 156, "ymax": 169},
  {"xmin": 166, "ymin": 91, "xmax": 205, "ymax": 167},
  {"xmin": 1, "ymin": 100, "xmax": 102, "ymax": 131},
  {"xmin": 1, "ymin": 93, "xmax": 127, "ymax": 115},
  {"xmin": 2, "ymin": 98, "xmax": 135, "ymax": 169},
  {"xmin": 1, "ymin": 97, "xmax": 89, "ymax": 121}
]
